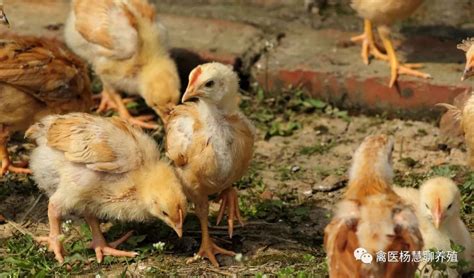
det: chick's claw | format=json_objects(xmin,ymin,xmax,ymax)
[
  {"xmin": 36, "ymin": 235, "xmax": 65, "ymax": 263},
  {"xmin": 1, "ymin": 160, "xmax": 32, "ymax": 176},
  {"xmin": 186, "ymin": 239, "xmax": 236, "ymax": 267},
  {"xmin": 125, "ymin": 115, "xmax": 158, "ymax": 129},
  {"xmin": 89, "ymin": 230, "xmax": 137, "ymax": 263},
  {"xmin": 95, "ymin": 92, "xmax": 117, "ymax": 113},
  {"xmin": 216, "ymin": 187, "xmax": 244, "ymax": 238}
]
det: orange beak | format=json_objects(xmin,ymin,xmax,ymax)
[
  {"xmin": 462, "ymin": 56, "xmax": 474, "ymax": 81},
  {"xmin": 172, "ymin": 208, "xmax": 183, "ymax": 238},
  {"xmin": 433, "ymin": 198, "xmax": 443, "ymax": 229},
  {"xmin": 0, "ymin": 6, "xmax": 10, "ymax": 27},
  {"xmin": 181, "ymin": 86, "xmax": 203, "ymax": 103}
]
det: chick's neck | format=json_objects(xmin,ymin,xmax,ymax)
[{"xmin": 345, "ymin": 157, "xmax": 394, "ymax": 200}]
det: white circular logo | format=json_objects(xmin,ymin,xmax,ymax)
[{"xmin": 354, "ymin": 247, "xmax": 368, "ymax": 260}]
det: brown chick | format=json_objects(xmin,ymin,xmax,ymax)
[
  {"xmin": 65, "ymin": 0, "xmax": 180, "ymax": 129},
  {"xmin": 324, "ymin": 135, "xmax": 423, "ymax": 277},
  {"xmin": 0, "ymin": 34, "xmax": 92, "ymax": 176},
  {"xmin": 166, "ymin": 62, "xmax": 255, "ymax": 267},
  {"xmin": 438, "ymin": 38, "xmax": 474, "ymax": 166},
  {"xmin": 26, "ymin": 113, "xmax": 187, "ymax": 263},
  {"xmin": 350, "ymin": 0, "xmax": 431, "ymax": 87}
]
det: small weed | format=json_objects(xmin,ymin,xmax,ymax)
[{"xmin": 300, "ymin": 141, "xmax": 335, "ymax": 156}]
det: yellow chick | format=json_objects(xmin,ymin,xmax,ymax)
[
  {"xmin": 65, "ymin": 0, "xmax": 180, "ymax": 128},
  {"xmin": 419, "ymin": 177, "xmax": 473, "ymax": 268},
  {"xmin": 393, "ymin": 185, "xmax": 457, "ymax": 277},
  {"xmin": 26, "ymin": 113, "xmax": 187, "ymax": 263},
  {"xmin": 166, "ymin": 63, "xmax": 255, "ymax": 267},
  {"xmin": 324, "ymin": 135, "xmax": 423, "ymax": 277},
  {"xmin": 350, "ymin": 0, "xmax": 431, "ymax": 87}
]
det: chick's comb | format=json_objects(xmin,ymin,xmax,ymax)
[
  {"xmin": 457, "ymin": 38, "xmax": 474, "ymax": 52},
  {"xmin": 189, "ymin": 66, "xmax": 202, "ymax": 87}
]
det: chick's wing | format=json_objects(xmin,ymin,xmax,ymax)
[
  {"xmin": 45, "ymin": 114, "xmax": 148, "ymax": 173},
  {"xmin": 72, "ymin": 0, "xmax": 146, "ymax": 59},
  {"xmin": 166, "ymin": 105, "xmax": 203, "ymax": 167}
]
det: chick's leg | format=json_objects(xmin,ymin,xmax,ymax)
[
  {"xmin": 96, "ymin": 84, "xmax": 158, "ymax": 129},
  {"xmin": 377, "ymin": 26, "xmax": 431, "ymax": 88},
  {"xmin": 0, "ymin": 126, "xmax": 31, "ymax": 176},
  {"xmin": 216, "ymin": 187, "xmax": 244, "ymax": 238},
  {"xmin": 36, "ymin": 201, "xmax": 65, "ymax": 263},
  {"xmin": 351, "ymin": 19, "xmax": 388, "ymax": 65},
  {"xmin": 187, "ymin": 197, "xmax": 235, "ymax": 267},
  {"xmin": 84, "ymin": 214, "xmax": 137, "ymax": 263}
]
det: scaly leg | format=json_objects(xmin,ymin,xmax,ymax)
[
  {"xmin": 0, "ymin": 125, "xmax": 31, "ymax": 176},
  {"xmin": 187, "ymin": 196, "xmax": 235, "ymax": 267},
  {"xmin": 96, "ymin": 84, "xmax": 158, "ymax": 129},
  {"xmin": 84, "ymin": 214, "xmax": 137, "ymax": 263},
  {"xmin": 351, "ymin": 19, "xmax": 388, "ymax": 65},
  {"xmin": 36, "ymin": 201, "xmax": 65, "ymax": 263},
  {"xmin": 216, "ymin": 187, "xmax": 244, "ymax": 238},
  {"xmin": 377, "ymin": 26, "xmax": 432, "ymax": 88}
]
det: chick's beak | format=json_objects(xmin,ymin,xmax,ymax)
[
  {"xmin": 433, "ymin": 201, "xmax": 443, "ymax": 229},
  {"xmin": 172, "ymin": 209, "xmax": 184, "ymax": 238},
  {"xmin": 0, "ymin": 7, "xmax": 9, "ymax": 27},
  {"xmin": 182, "ymin": 86, "xmax": 203, "ymax": 103},
  {"xmin": 462, "ymin": 57, "xmax": 474, "ymax": 81}
]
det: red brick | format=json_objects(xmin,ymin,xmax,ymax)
[{"xmin": 251, "ymin": 27, "xmax": 472, "ymax": 118}]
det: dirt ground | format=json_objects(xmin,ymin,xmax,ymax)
[{"xmin": 0, "ymin": 88, "xmax": 472, "ymax": 276}]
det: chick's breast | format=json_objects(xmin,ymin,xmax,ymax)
[{"xmin": 166, "ymin": 104, "xmax": 255, "ymax": 195}]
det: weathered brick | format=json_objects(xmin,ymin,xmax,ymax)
[{"xmin": 251, "ymin": 28, "xmax": 471, "ymax": 118}]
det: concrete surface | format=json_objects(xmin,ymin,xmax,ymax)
[{"xmin": 3, "ymin": 0, "xmax": 473, "ymax": 118}]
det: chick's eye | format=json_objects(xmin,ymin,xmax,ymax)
[
  {"xmin": 447, "ymin": 203, "xmax": 452, "ymax": 209},
  {"xmin": 204, "ymin": 80, "xmax": 215, "ymax": 88},
  {"xmin": 162, "ymin": 211, "xmax": 168, "ymax": 217},
  {"xmin": 425, "ymin": 203, "xmax": 429, "ymax": 209}
]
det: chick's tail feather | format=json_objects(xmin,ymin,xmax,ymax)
[{"xmin": 437, "ymin": 92, "xmax": 470, "ymax": 146}]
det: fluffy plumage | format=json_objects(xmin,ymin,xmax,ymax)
[
  {"xmin": 0, "ymin": 34, "xmax": 92, "ymax": 175},
  {"xmin": 438, "ymin": 39, "xmax": 474, "ymax": 166},
  {"xmin": 65, "ymin": 0, "xmax": 180, "ymax": 127},
  {"xmin": 324, "ymin": 135, "xmax": 423, "ymax": 277},
  {"xmin": 166, "ymin": 62, "xmax": 255, "ymax": 266},
  {"xmin": 419, "ymin": 178, "xmax": 473, "ymax": 266},
  {"xmin": 351, "ymin": 0, "xmax": 423, "ymax": 26},
  {"xmin": 27, "ymin": 113, "xmax": 187, "ymax": 263},
  {"xmin": 393, "ymin": 185, "xmax": 456, "ymax": 277}
]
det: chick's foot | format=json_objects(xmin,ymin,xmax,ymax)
[
  {"xmin": 187, "ymin": 237, "xmax": 236, "ymax": 267},
  {"xmin": 36, "ymin": 235, "xmax": 65, "ymax": 263},
  {"xmin": 124, "ymin": 114, "xmax": 158, "ymax": 129},
  {"xmin": 89, "ymin": 234, "xmax": 138, "ymax": 263},
  {"xmin": 85, "ymin": 215, "xmax": 137, "ymax": 263},
  {"xmin": 351, "ymin": 19, "xmax": 388, "ymax": 65},
  {"xmin": 95, "ymin": 92, "xmax": 118, "ymax": 113},
  {"xmin": 216, "ymin": 187, "xmax": 244, "ymax": 238},
  {"xmin": 1, "ymin": 158, "xmax": 31, "ymax": 176}
]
